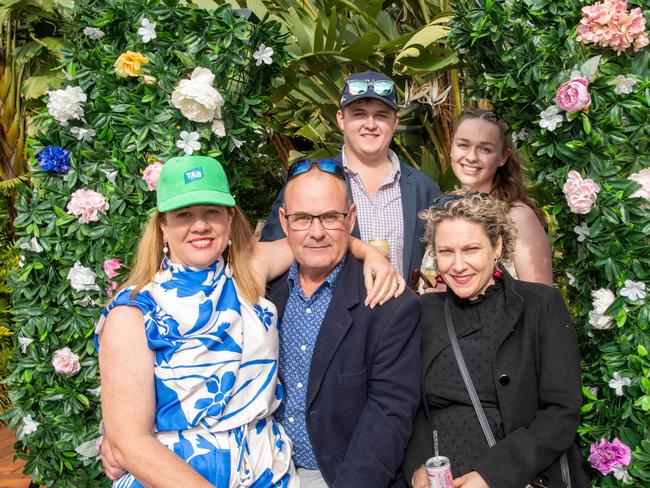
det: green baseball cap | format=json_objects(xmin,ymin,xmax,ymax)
[{"xmin": 157, "ymin": 155, "xmax": 236, "ymax": 212}]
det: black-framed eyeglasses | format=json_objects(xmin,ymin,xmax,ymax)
[
  {"xmin": 346, "ymin": 79, "xmax": 395, "ymax": 96},
  {"xmin": 431, "ymin": 192, "xmax": 489, "ymax": 210},
  {"xmin": 287, "ymin": 158, "xmax": 345, "ymax": 181},
  {"xmin": 284, "ymin": 211, "xmax": 349, "ymax": 231}
]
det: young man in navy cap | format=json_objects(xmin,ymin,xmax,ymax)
[{"xmin": 261, "ymin": 71, "xmax": 440, "ymax": 279}]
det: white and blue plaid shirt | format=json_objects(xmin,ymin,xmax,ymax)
[{"xmin": 342, "ymin": 148, "xmax": 404, "ymax": 276}]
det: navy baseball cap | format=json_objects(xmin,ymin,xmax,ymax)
[{"xmin": 340, "ymin": 71, "xmax": 398, "ymax": 111}]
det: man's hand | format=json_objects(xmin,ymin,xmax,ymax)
[
  {"xmin": 412, "ymin": 467, "xmax": 430, "ymax": 488},
  {"xmin": 453, "ymin": 471, "xmax": 490, "ymax": 488},
  {"xmin": 362, "ymin": 248, "xmax": 405, "ymax": 308},
  {"xmin": 98, "ymin": 435, "xmax": 127, "ymax": 480}
]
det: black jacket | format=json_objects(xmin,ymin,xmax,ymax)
[
  {"xmin": 268, "ymin": 255, "xmax": 421, "ymax": 487},
  {"xmin": 404, "ymin": 272, "xmax": 589, "ymax": 488}
]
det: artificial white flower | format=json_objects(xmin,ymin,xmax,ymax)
[
  {"xmin": 104, "ymin": 171, "xmax": 118, "ymax": 184},
  {"xmin": 47, "ymin": 86, "xmax": 87, "ymax": 125},
  {"xmin": 516, "ymin": 128, "xmax": 529, "ymax": 141},
  {"xmin": 62, "ymin": 69, "xmax": 75, "ymax": 81},
  {"xmin": 79, "ymin": 296, "xmax": 97, "ymax": 307},
  {"xmin": 566, "ymin": 272, "xmax": 577, "ymax": 287},
  {"xmin": 612, "ymin": 466, "xmax": 632, "ymax": 483},
  {"xmin": 253, "ymin": 43, "xmax": 274, "ymax": 66},
  {"xmin": 588, "ymin": 288, "xmax": 615, "ymax": 330},
  {"xmin": 613, "ymin": 75, "xmax": 637, "ymax": 95},
  {"xmin": 75, "ymin": 437, "xmax": 101, "ymax": 459},
  {"xmin": 70, "ymin": 127, "xmax": 96, "ymax": 142},
  {"xmin": 137, "ymin": 17, "xmax": 157, "ymax": 43},
  {"xmin": 19, "ymin": 236, "xmax": 43, "ymax": 253},
  {"xmin": 573, "ymin": 222, "xmax": 590, "ymax": 242},
  {"xmin": 586, "ymin": 386, "xmax": 599, "ymax": 398},
  {"xmin": 88, "ymin": 386, "xmax": 102, "ymax": 397},
  {"xmin": 66, "ymin": 261, "xmax": 100, "ymax": 292},
  {"xmin": 619, "ymin": 280, "xmax": 646, "ymax": 302},
  {"xmin": 18, "ymin": 255, "xmax": 25, "ymax": 268},
  {"xmin": 212, "ymin": 118, "xmax": 226, "ymax": 137},
  {"xmin": 18, "ymin": 336, "xmax": 34, "ymax": 353},
  {"xmin": 141, "ymin": 75, "xmax": 157, "ymax": 86},
  {"xmin": 176, "ymin": 131, "xmax": 201, "ymax": 155},
  {"xmin": 608, "ymin": 372, "xmax": 631, "ymax": 396},
  {"xmin": 232, "ymin": 138, "xmax": 244, "ymax": 149},
  {"xmin": 171, "ymin": 67, "xmax": 224, "ymax": 123},
  {"xmin": 83, "ymin": 27, "xmax": 105, "ymax": 40},
  {"xmin": 22, "ymin": 415, "xmax": 40, "ymax": 436},
  {"xmin": 539, "ymin": 105, "xmax": 563, "ymax": 132}
]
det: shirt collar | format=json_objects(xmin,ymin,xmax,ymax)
[
  {"xmin": 341, "ymin": 146, "xmax": 401, "ymax": 180},
  {"xmin": 287, "ymin": 254, "xmax": 348, "ymax": 295}
]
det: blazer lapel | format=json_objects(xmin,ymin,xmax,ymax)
[
  {"xmin": 400, "ymin": 164, "xmax": 416, "ymax": 274},
  {"xmin": 307, "ymin": 254, "xmax": 360, "ymax": 408}
]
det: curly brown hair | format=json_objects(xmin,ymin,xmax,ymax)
[
  {"xmin": 453, "ymin": 108, "xmax": 540, "ymax": 215},
  {"xmin": 420, "ymin": 191, "xmax": 517, "ymax": 268}
]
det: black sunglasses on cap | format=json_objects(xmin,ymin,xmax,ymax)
[{"xmin": 287, "ymin": 158, "xmax": 345, "ymax": 181}]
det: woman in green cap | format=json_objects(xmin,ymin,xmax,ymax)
[{"xmin": 95, "ymin": 156, "xmax": 401, "ymax": 487}]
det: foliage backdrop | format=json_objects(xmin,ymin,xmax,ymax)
[
  {"xmin": 451, "ymin": 0, "xmax": 649, "ymax": 485},
  {"xmin": 3, "ymin": 0, "xmax": 288, "ymax": 484}
]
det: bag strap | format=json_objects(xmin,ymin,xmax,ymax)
[
  {"xmin": 444, "ymin": 297, "xmax": 571, "ymax": 488},
  {"xmin": 444, "ymin": 298, "xmax": 496, "ymax": 446}
]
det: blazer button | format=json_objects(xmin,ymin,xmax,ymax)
[{"xmin": 498, "ymin": 374, "xmax": 510, "ymax": 385}]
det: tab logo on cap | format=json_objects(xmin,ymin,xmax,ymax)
[{"xmin": 184, "ymin": 167, "xmax": 204, "ymax": 184}]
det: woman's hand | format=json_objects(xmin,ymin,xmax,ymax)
[
  {"xmin": 453, "ymin": 471, "xmax": 489, "ymax": 488},
  {"xmin": 97, "ymin": 435, "xmax": 127, "ymax": 480},
  {"xmin": 412, "ymin": 466, "xmax": 430, "ymax": 488}
]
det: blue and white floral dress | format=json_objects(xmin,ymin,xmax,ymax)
[{"xmin": 96, "ymin": 258, "xmax": 297, "ymax": 488}]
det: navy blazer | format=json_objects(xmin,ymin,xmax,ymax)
[
  {"xmin": 268, "ymin": 255, "xmax": 422, "ymax": 487},
  {"xmin": 260, "ymin": 152, "xmax": 441, "ymax": 278}
]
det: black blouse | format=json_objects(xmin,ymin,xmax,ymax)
[{"xmin": 423, "ymin": 279, "xmax": 507, "ymax": 476}]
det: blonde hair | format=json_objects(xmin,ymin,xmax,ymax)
[
  {"xmin": 118, "ymin": 206, "xmax": 262, "ymax": 304},
  {"xmin": 420, "ymin": 191, "xmax": 517, "ymax": 269}
]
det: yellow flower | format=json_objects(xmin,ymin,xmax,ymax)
[{"xmin": 114, "ymin": 51, "xmax": 149, "ymax": 78}]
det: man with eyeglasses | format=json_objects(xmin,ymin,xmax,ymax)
[
  {"xmin": 268, "ymin": 160, "xmax": 421, "ymax": 487},
  {"xmin": 261, "ymin": 70, "xmax": 441, "ymax": 280}
]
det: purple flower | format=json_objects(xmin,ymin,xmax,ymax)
[
  {"xmin": 37, "ymin": 145, "xmax": 70, "ymax": 173},
  {"xmin": 589, "ymin": 437, "xmax": 632, "ymax": 475}
]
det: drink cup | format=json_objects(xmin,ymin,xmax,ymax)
[{"xmin": 368, "ymin": 239, "xmax": 389, "ymax": 257}]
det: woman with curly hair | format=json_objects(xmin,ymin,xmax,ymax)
[{"xmin": 405, "ymin": 192, "xmax": 587, "ymax": 488}]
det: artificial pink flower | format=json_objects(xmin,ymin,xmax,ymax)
[
  {"xmin": 555, "ymin": 78, "xmax": 591, "ymax": 114},
  {"xmin": 589, "ymin": 437, "xmax": 631, "ymax": 475},
  {"xmin": 629, "ymin": 168, "xmax": 650, "ymax": 201},
  {"xmin": 563, "ymin": 170, "xmax": 600, "ymax": 214},
  {"xmin": 577, "ymin": 0, "xmax": 649, "ymax": 55},
  {"xmin": 67, "ymin": 188, "xmax": 109, "ymax": 224},
  {"xmin": 52, "ymin": 347, "xmax": 81, "ymax": 376},
  {"xmin": 103, "ymin": 258, "xmax": 122, "ymax": 278},
  {"xmin": 142, "ymin": 162, "xmax": 163, "ymax": 191},
  {"xmin": 103, "ymin": 258, "xmax": 122, "ymax": 296}
]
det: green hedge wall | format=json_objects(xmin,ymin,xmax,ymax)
[
  {"xmin": 3, "ymin": 0, "xmax": 288, "ymax": 485},
  {"xmin": 451, "ymin": 0, "xmax": 649, "ymax": 485}
]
